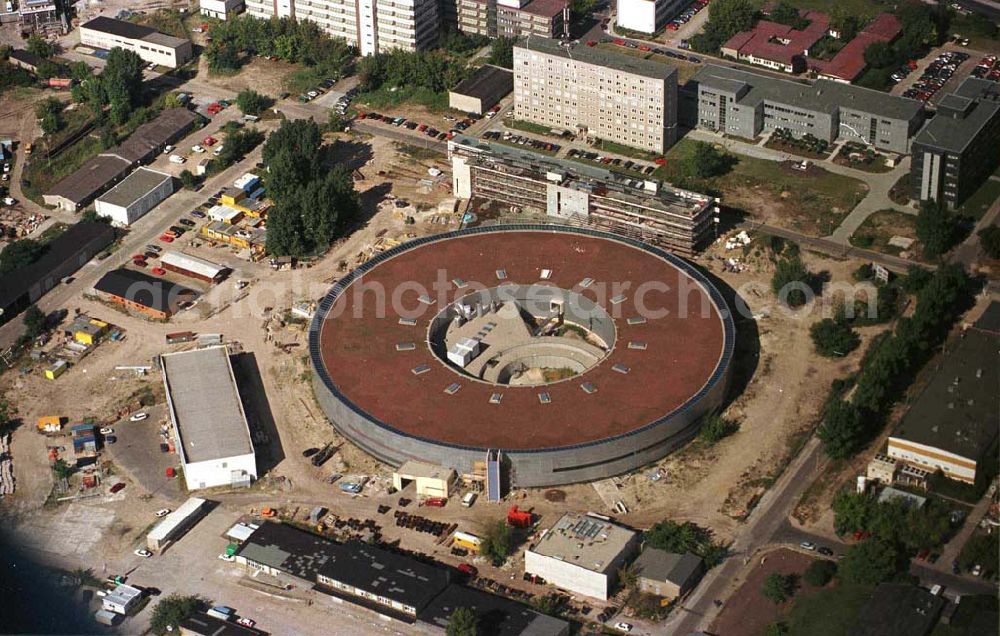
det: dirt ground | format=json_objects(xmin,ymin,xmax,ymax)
[
  {"xmin": 195, "ymin": 56, "xmax": 303, "ymax": 97},
  {"xmin": 711, "ymin": 548, "xmax": 826, "ymax": 636}
]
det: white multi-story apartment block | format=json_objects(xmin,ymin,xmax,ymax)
[
  {"xmin": 616, "ymin": 0, "xmax": 687, "ymax": 35},
  {"xmin": 244, "ymin": 0, "xmax": 438, "ymax": 55},
  {"xmin": 514, "ymin": 37, "xmax": 678, "ymax": 154}
]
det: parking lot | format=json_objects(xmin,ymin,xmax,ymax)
[
  {"xmin": 104, "ymin": 404, "xmax": 185, "ymax": 503},
  {"xmin": 895, "ymin": 50, "xmax": 972, "ymax": 103}
]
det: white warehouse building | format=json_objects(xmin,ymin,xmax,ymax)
[
  {"xmin": 200, "ymin": 0, "xmax": 245, "ymax": 20},
  {"xmin": 524, "ymin": 513, "xmax": 639, "ymax": 600},
  {"xmin": 79, "ymin": 16, "xmax": 193, "ymax": 68},
  {"xmin": 160, "ymin": 346, "xmax": 257, "ymax": 491},
  {"xmin": 94, "ymin": 168, "xmax": 174, "ymax": 227}
]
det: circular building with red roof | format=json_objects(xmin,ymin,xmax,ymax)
[{"xmin": 310, "ymin": 226, "xmax": 735, "ymax": 487}]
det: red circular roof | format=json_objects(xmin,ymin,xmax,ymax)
[{"xmin": 316, "ymin": 230, "xmax": 728, "ymax": 450}]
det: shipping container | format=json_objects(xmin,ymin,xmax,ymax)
[{"xmin": 165, "ymin": 331, "xmax": 196, "ymax": 344}]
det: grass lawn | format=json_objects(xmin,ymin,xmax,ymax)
[
  {"xmin": 656, "ymin": 138, "xmax": 868, "ymax": 236},
  {"xmin": 849, "ymin": 209, "xmax": 918, "ymax": 255},
  {"xmin": 785, "ymin": 583, "xmax": 874, "ymax": 636},
  {"xmin": 22, "ymin": 135, "xmax": 103, "ymax": 204},
  {"xmin": 355, "ymin": 86, "xmax": 449, "ymax": 112},
  {"xmin": 591, "ymin": 137, "xmax": 661, "ymax": 161},
  {"xmin": 956, "ymin": 177, "xmax": 1000, "ymax": 220},
  {"xmin": 505, "ymin": 119, "xmax": 558, "ymax": 137},
  {"xmin": 950, "ymin": 13, "xmax": 1000, "ymax": 55}
]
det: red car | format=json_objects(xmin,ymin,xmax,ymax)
[
  {"xmin": 356, "ymin": 112, "xmax": 367, "ymax": 119},
  {"xmin": 586, "ymin": 41, "xmax": 597, "ymax": 47},
  {"xmin": 418, "ymin": 124, "xmax": 427, "ymax": 131},
  {"xmin": 206, "ymin": 103, "xmax": 222, "ymax": 115},
  {"xmin": 203, "ymin": 136, "xmax": 217, "ymax": 146},
  {"xmin": 110, "ymin": 482, "xmax": 126, "ymax": 493},
  {"xmin": 132, "ymin": 259, "xmax": 147, "ymax": 268},
  {"xmin": 151, "ymin": 267, "xmax": 166, "ymax": 276},
  {"xmin": 132, "ymin": 254, "xmax": 146, "ymax": 262},
  {"xmin": 638, "ymin": 45, "xmax": 650, "ymax": 52},
  {"xmin": 458, "ymin": 564, "xmax": 478, "ymax": 576},
  {"xmin": 159, "ymin": 234, "xmax": 174, "ymax": 243},
  {"xmin": 423, "ymin": 497, "xmax": 447, "ymax": 508},
  {"xmin": 655, "ymin": 157, "xmax": 666, "ymax": 165},
  {"xmin": 613, "ymin": 39, "xmax": 625, "ymax": 46}
]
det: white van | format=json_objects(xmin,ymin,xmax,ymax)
[
  {"xmin": 169, "ymin": 154, "xmax": 186, "ymax": 164},
  {"xmin": 461, "ymin": 492, "xmax": 477, "ymax": 507}
]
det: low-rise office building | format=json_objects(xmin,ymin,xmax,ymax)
[
  {"xmin": 633, "ymin": 548, "xmax": 705, "ymax": 599},
  {"xmin": 514, "ymin": 37, "xmax": 678, "ymax": 154},
  {"xmin": 887, "ymin": 306, "xmax": 999, "ymax": 484},
  {"xmin": 691, "ymin": 64, "xmax": 925, "ymax": 154},
  {"xmin": 159, "ymin": 251, "xmax": 229, "ymax": 283},
  {"xmin": 93, "ymin": 268, "xmax": 198, "ymax": 320},
  {"xmin": 616, "ymin": 0, "xmax": 688, "ymax": 35},
  {"xmin": 392, "ymin": 461, "xmax": 456, "ymax": 498},
  {"xmin": 448, "ymin": 135, "xmax": 716, "ymax": 255},
  {"xmin": 454, "ymin": 0, "xmax": 567, "ymax": 39},
  {"xmin": 95, "ymin": 168, "xmax": 174, "ymax": 227},
  {"xmin": 449, "ymin": 64, "xmax": 513, "ymax": 115},
  {"xmin": 161, "ymin": 346, "xmax": 257, "ymax": 490},
  {"xmin": 200, "ymin": 0, "xmax": 245, "ymax": 20},
  {"xmin": 910, "ymin": 78, "xmax": 1000, "ymax": 209},
  {"xmin": 79, "ymin": 17, "xmax": 193, "ymax": 68},
  {"xmin": 524, "ymin": 513, "xmax": 639, "ymax": 600}
]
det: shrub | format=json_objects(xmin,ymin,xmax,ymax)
[
  {"xmin": 762, "ymin": 572, "xmax": 797, "ymax": 604},
  {"xmin": 810, "ymin": 318, "xmax": 860, "ymax": 357},
  {"xmin": 802, "ymin": 560, "xmax": 837, "ymax": 587}
]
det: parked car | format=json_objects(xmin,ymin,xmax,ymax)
[
  {"xmin": 100, "ymin": 427, "xmax": 114, "ymax": 435},
  {"xmin": 105, "ymin": 435, "xmax": 117, "ymax": 444},
  {"xmin": 236, "ymin": 618, "xmax": 256, "ymax": 628},
  {"xmin": 191, "ymin": 145, "xmax": 205, "ymax": 153},
  {"xmin": 218, "ymin": 553, "xmax": 235, "ymax": 562},
  {"xmin": 134, "ymin": 549, "xmax": 152, "ymax": 558},
  {"xmin": 129, "ymin": 412, "xmax": 148, "ymax": 421},
  {"xmin": 191, "ymin": 210, "xmax": 206, "ymax": 218},
  {"xmin": 458, "ymin": 563, "xmax": 478, "ymax": 576},
  {"xmin": 800, "ymin": 541, "xmax": 816, "ymax": 551},
  {"xmin": 155, "ymin": 509, "xmax": 171, "ymax": 517},
  {"xmin": 818, "ymin": 547, "xmax": 834, "ymax": 556},
  {"xmin": 614, "ymin": 623, "xmax": 633, "ymax": 633},
  {"xmin": 109, "ymin": 482, "xmax": 125, "ymax": 493},
  {"xmin": 179, "ymin": 219, "xmax": 195, "ymax": 227},
  {"xmin": 151, "ymin": 267, "xmax": 166, "ymax": 276},
  {"xmin": 159, "ymin": 234, "xmax": 174, "ymax": 243}
]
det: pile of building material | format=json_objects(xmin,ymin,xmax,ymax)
[{"xmin": 0, "ymin": 434, "xmax": 15, "ymax": 496}]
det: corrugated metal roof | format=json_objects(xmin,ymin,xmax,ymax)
[{"xmin": 160, "ymin": 250, "xmax": 227, "ymax": 279}]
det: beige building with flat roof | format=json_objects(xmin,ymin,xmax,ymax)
[{"xmin": 513, "ymin": 37, "xmax": 678, "ymax": 154}]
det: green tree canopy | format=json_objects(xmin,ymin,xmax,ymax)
[
  {"xmin": 480, "ymin": 520, "xmax": 512, "ymax": 566},
  {"xmin": 489, "ymin": 37, "xmax": 515, "ymax": 69},
  {"xmin": 818, "ymin": 399, "xmax": 865, "ymax": 459},
  {"xmin": 22, "ymin": 305, "xmax": 46, "ymax": 339},
  {"xmin": 916, "ymin": 200, "xmax": 961, "ymax": 259},
  {"xmin": 691, "ymin": 0, "xmax": 758, "ymax": 52},
  {"xmin": 644, "ymin": 520, "xmax": 726, "ymax": 567},
  {"xmin": 0, "ymin": 238, "xmax": 45, "ymax": 274},
  {"xmin": 810, "ymin": 318, "xmax": 860, "ymax": 357},
  {"xmin": 771, "ymin": 255, "xmax": 811, "ymax": 307},
  {"xmin": 762, "ymin": 572, "xmax": 796, "ymax": 604},
  {"xmin": 26, "ymin": 34, "xmax": 55, "ymax": 59},
  {"xmin": 978, "ymin": 226, "xmax": 1000, "ymax": 259},
  {"xmin": 802, "ymin": 559, "xmax": 837, "ymax": 587},
  {"xmin": 838, "ymin": 539, "xmax": 905, "ymax": 585},
  {"xmin": 150, "ymin": 595, "xmax": 201, "ymax": 635},
  {"xmin": 236, "ymin": 89, "xmax": 269, "ymax": 116},
  {"xmin": 446, "ymin": 607, "xmax": 478, "ymax": 636}
]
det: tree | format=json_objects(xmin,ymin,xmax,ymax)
[
  {"xmin": 977, "ymin": 226, "xmax": 1000, "ymax": 259},
  {"xmin": 692, "ymin": 0, "xmax": 757, "ymax": 52},
  {"xmin": 762, "ymin": 572, "xmax": 796, "ymax": 604},
  {"xmin": 236, "ymin": 89, "xmax": 268, "ymax": 116},
  {"xmin": 0, "ymin": 238, "xmax": 45, "ymax": 274},
  {"xmin": 0, "ymin": 395, "xmax": 16, "ymax": 435},
  {"xmin": 818, "ymin": 399, "xmax": 865, "ymax": 459},
  {"xmin": 208, "ymin": 42, "xmax": 242, "ymax": 73},
  {"xmin": 810, "ymin": 318, "xmax": 860, "ymax": 357},
  {"xmin": 179, "ymin": 169, "xmax": 198, "ymax": 190},
  {"xmin": 22, "ymin": 305, "xmax": 46, "ymax": 339},
  {"xmin": 838, "ymin": 539, "xmax": 904, "ymax": 585},
  {"xmin": 645, "ymin": 520, "xmax": 726, "ymax": 567},
  {"xmin": 864, "ymin": 41, "xmax": 897, "ymax": 69},
  {"xmin": 446, "ymin": 607, "xmax": 478, "ymax": 636},
  {"xmin": 52, "ymin": 458, "xmax": 73, "ymax": 480},
  {"xmin": 489, "ymin": 37, "xmax": 515, "ymax": 69},
  {"xmin": 900, "ymin": 265, "xmax": 932, "ymax": 295},
  {"xmin": 150, "ymin": 595, "xmax": 201, "ymax": 635},
  {"xmin": 770, "ymin": 2, "xmax": 808, "ymax": 30},
  {"xmin": 36, "ymin": 97, "xmax": 64, "ymax": 135},
  {"xmin": 698, "ymin": 412, "xmax": 739, "ymax": 443},
  {"xmin": 26, "ymin": 34, "xmax": 55, "ymax": 59},
  {"xmin": 480, "ymin": 520, "xmax": 511, "ymax": 566},
  {"xmin": 771, "ymin": 255, "xmax": 811, "ymax": 307},
  {"xmin": 677, "ymin": 141, "xmax": 735, "ymax": 180},
  {"xmin": 569, "ymin": 0, "xmax": 596, "ymax": 18},
  {"xmin": 916, "ymin": 200, "xmax": 960, "ymax": 258},
  {"xmin": 802, "ymin": 560, "xmax": 837, "ymax": 587},
  {"xmin": 959, "ymin": 533, "xmax": 998, "ymax": 575},
  {"xmin": 327, "ymin": 111, "xmax": 348, "ymax": 133}
]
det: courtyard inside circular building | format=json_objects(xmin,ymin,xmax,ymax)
[{"xmin": 310, "ymin": 226, "xmax": 736, "ymax": 487}]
